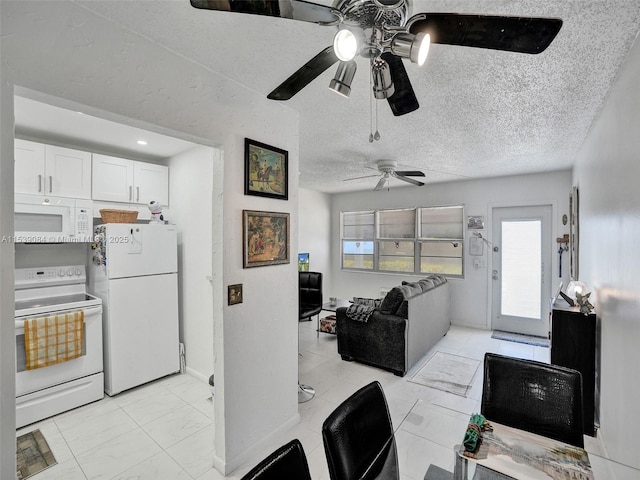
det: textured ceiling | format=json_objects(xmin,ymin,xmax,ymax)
[{"xmin": 17, "ymin": 1, "xmax": 640, "ymax": 193}]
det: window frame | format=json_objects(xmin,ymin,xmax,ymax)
[
  {"xmin": 340, "ymin": 210, "xmax": 376, "ymax": 271},
  {"xmin": 341, "ymin": 205, "xmax": 465, "ymax": 278}
]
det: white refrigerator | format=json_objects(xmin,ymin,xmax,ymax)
[{"xmin": 89, "ymin": 223, "xmax": 179, "ymax": 396}]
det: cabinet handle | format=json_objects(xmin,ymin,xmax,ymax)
[
  {"xmin": 49, "ymin": 176, "xmax": 53, "ymax": 193},
  {"xmin": 38, "ymin": 174, "xmax": 42, "ymax": 192},
  {"xmin": 129, "ymin": 186, "xmax": 132, "ymax": 202},
  {"xmin": 136, "ymin": 186, "xmax": 140, "ymax": 202}
]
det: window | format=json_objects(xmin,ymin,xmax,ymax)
[
  {"xmin": 377, "ymin": 209, "xmax": 416, "ymax": 273},
  {"xmin": 341, "ymin": 205, "xmax": 464, "ymax": 277},
  {"xmin": 341, "ymin": 211, "xmax": 374, "ymax": 270},
  {"xmin": 419, "ymin": 206, "xmax": 464, "ymax": 276}
]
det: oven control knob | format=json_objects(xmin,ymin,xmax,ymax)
[
  {"xmin": 75, "ymin": 268, "xmax": 82, "ymax": 276},
  {"xmin": 68, "ymin": 269, "xmax": 74, "ymax": 276},
  {"xmin": 57, "ymin": 269, "xmax": 65, "ymax": 277}
]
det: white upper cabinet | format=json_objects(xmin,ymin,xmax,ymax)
[
  {"xmin": 134, "ymin": 161, "xmax": 169, "ymax": 205},
  {"xmin": 15, "ymin": 140, "xmax": 92, "ymax": 198},
  {"xmin": 92, "ymin": 154, "xmax": 135, "ymax": 203},
  {"xmin": 14, "ymin": 139, "xmax": 45, "ymax": 195},
  {"xmin": 92, "ymin": 154, "xmax": 168, "ymax": 206}
]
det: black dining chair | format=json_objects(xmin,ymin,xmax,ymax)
[
  {"xmin": 481, "ymin": 352, "xmax": 585, "ymax": 447},
  {"xmin": 299, "ymin": 271, "xmax": 323, "ymax": 322},
  {"xmin": 240, "ymin": 439, "xmax": 312, "ymax": 480},
  {"xmin": 322, "ymin": 381, "xmax": 399, "ymax": 480},
  {"xmin": 323, "ymin": 381, "xmax": 455, "ymax": 480}
]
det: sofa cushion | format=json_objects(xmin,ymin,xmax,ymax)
[
  {"xmin": 418, "ymin": 278, "xmax": 435, "ymax": 291},
  {"xmin": 428, "ymin": 274, "xmax": 446, "ymax": 286},
  {"xmin": 395, "ymin": 300, "xmax": 409, "ymax": 319},
  {"xmin": 379, "ymin": 287, "xmax": 404, "ymax": 314},
  {"xmin": 398, "ymin": 283, "xmax": 423, "ymax": 298}
]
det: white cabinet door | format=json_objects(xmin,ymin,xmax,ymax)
[
  {"xmin": 134, "ymin": 162, "xmax": 168, "ymax": 206},
  {"xmin": 45, "ymin": 145, "xmax": 92, "ymax": 198},
  {"xmin": 92, "ymin": 154, "xmax": 134, "ymax": 203},
  {"xmin": 14, "ymin": 139, "xmax": 45, "ymax": 195}
]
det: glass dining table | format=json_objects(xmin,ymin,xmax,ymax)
[{"xmin": 453, "ymin": 420, "xmax": 594, "ymax": 479}]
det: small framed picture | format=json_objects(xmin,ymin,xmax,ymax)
[
  {"xmin": 244, "ymin": 138, "xmax": 288, "ymax": 200},
  {"xmin": 467, "ymin": 216, "xmax": 485, "ymax": 230},
  {"xmin": 228, "ymin": 284, "xmax": 243, "ymax": 305},
  {"xmin": 243, "ymin": 210, "xmax": 290, "ymax": 268}
]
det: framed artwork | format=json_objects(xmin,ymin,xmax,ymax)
[
  {"xmin": 228, "ymin": 284, "xmax": 243, "ymax": 305},
  {"xmin": 570, "ymin": 186, "xmax": 579, "ymax": 280},
  {"xmin": 298, "ymin": 253, "xmax": 310, "ymax": 271},
  {"xmin": 243, "ymin": 210, "xmax": 290, "ymax": 268},
  {"xmin": 244, "ymin": 138, "xmax": 288, "ymax": 200}
]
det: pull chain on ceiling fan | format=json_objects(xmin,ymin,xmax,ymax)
[{"xmin": 191, "ymin": 0, "xmax": 563, "ymax": 116}]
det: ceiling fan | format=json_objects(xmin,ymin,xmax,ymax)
[
  {"xmin": 344, "ymin": 159, "xmax": 425, "ymax": 190},
  {"xmin": 191, "ymin": 0, "xmax": 562, "ymax": 116}
]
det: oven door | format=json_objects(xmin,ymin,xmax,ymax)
[{"xmin": 15, "ymin": 304, "xmax": 103, "ymax": 397}]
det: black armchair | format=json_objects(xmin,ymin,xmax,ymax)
[
  {"xmin": 322, "ymin": 381, "xmax": 399, "ymax": 480},
  {"xmin": 240, "ymin": 439, "xmax": 311, "ymax": 480},
  {"xmin": 299, "ymin": 271, "xmax": 323, "ymax": 322},
  {"xmin": 481, "ymin": 352, "xmax": 585, "ymax": 447}
]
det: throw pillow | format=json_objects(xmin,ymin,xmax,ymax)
[{"xmin": 379, "ymin": 287, "xmax": 404, "ymax": 314}]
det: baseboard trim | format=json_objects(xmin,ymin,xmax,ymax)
[
  {"xmin": 217, "ymin": 413, "xmax": 301, "ymax": 476},
  {"xmin": 184, "ymin": 366, "xmax": 209, "ymax": 384}
]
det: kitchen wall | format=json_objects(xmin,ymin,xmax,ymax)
[
  {"xmin": 0, "ymin": 28, "xmax": 16, "ymax": 477},
  {"xmin": 572, "ymin": 31, "xmax": 640, "ymax": 473},
  {"xmin": 1, "ymin": 2, "xmax": 299, "ymax": 475},
  {"xmin": 299, "ymin": 188, "xmax": 332, "ymax": 295},
  {"xmin": 168, "ymin": 145, "xmax": 219, "ymax": 382},
  {"xmin": 330, "ymin": 170, "xmax": 572, "ymax": 329}
]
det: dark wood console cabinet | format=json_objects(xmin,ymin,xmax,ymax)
[{"xmin": 551, "ymin": 304, "xmax": 599, "ymax": 436}]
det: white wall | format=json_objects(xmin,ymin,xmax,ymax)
[
  {"xmin": 169, "ymin": 145, "xmax": 218, "ymax": 382},
  {"xmin": 572, "ymin": 32, "xmax": 640, "ymax": 473},
  {"xmin": 299, "ymin": 188, "xmax": 332, "ymax": 294},
  {"xmin": 0, "ymin": 27, "xmax": 16, "ymax": 476},
  {"xmin": 1, "ymin": 2, "xmax": 299, "ymax": 475},
  {"xmin": 331, "ymin": 171, "xmax": 572, "ymax": 329}
]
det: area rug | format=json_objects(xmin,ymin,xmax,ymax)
[
  {"xmin": 16, "ymin": 429, "xmax": 57, "ymax": 479},
  {"xmin": 409, "ymin": 351, "xmax": 480, "ymax": 397},
  {"xmin": 491, "ymin": 330, "xmax": 550, "ymax": 347}
]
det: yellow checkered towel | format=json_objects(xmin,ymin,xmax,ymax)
[{"xmin": 24, "ymin": 311, "xmax": 84, "ymax": 370}]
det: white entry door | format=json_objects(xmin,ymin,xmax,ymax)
[{"xmin": 491, "ymin": 205, "xmax": 552, "ymax": 337}]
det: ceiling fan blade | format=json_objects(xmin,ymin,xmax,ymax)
[
  {"xmin": 395, "ymin": 170, "xmax": 425, "ymax": 177},
  {"xmin": 374, "ymin": 177, "xmax": 388, "ymax": 191},
  {"xmin": 408, "ymin": 13, "xmax": 563, "ymax": 54},
  {"xmin": 268, "ymin": 46, "xmax": 339, "ymax": 100},
  {"xmin": 190, "ymin": 0, "xmax": 340, "ymax": 24},
  {"xmin": 394, "ymin": 174, "xmax": 425, "ymax": 187},
  {"xmin": 343, "ymin": 174, "xmax": 381, "ymax": 181},
  {"xmin": 381, "ymin": 53, "xmax": 419, "ymax": 116}
]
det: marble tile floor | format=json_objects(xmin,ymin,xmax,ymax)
[{"xmin": 16, "ymin": 324, "xmax": 638, "ymax": 480}]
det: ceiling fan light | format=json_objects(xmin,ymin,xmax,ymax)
[
  {"xmin": 414, "ymin": 32, "xmax": 430, "ymax": 66},
  {"xmin": 372, "ymin": 59, "xmax": 394, "ymax": 99},
  {"xmin": 391, "ymin": 32, "xmax": 430, "ymax": 66},
  {"xmin": 329, "ymin": 61, "xmax": 357, "ymax": 98},
  {"xmin": 333, "ymin": 29, "xmax": 358, "ymax": 61}
]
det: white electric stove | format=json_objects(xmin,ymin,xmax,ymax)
[{"xmin": 14, "ymin": 265, "xmax": 104, "ymax": 428}]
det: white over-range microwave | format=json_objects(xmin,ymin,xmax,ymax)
[{"xmin": 14, "ymin": 194, "xmax": 93, "ymax": 243}]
